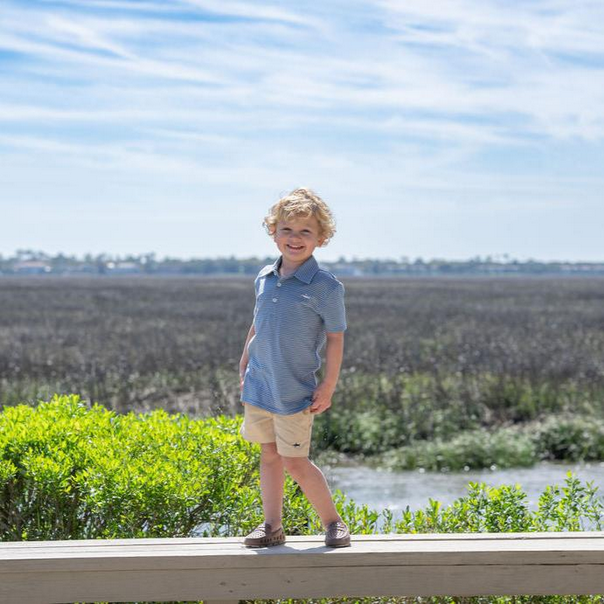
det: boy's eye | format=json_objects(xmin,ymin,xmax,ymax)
[{"xmin": 280, "ymin": 227, "xmax": 312, "ymax": 234}]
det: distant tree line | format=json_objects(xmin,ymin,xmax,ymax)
[{"xmin": 1, "ymin": 249, "xmax": 604, "ymax": 276}]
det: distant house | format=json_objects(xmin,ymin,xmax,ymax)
[
  {"xmin": 328, "ymin": 263, "xmax": 364, "ymax": 277},
  {"xmin": 106, "ymin": 261, "xmax": 141, "ymax": 275},
  {"xmin": 14, "ymin": 261, "xmax": 52, "ymax": 275}
]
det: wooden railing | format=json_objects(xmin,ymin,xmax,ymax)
[{"xmin": 1, "ymin": 531, "xmax": 604, "ymax": 603}]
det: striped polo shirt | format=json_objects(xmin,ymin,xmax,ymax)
[{"xmin": 240, "ymin": 253, "xmax": 347, "ymax": 415}]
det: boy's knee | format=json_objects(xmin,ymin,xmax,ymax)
[{"xmin": 282, "ymin": 455, "xmax": 310, "ymax": 475}]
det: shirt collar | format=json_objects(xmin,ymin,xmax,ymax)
[{"xmin": 259, "ymin": 254, "xmax": 320, "ymax": 284}]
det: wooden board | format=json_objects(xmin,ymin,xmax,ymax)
[{"xmin": 1, "ymin": 532, "xmax": 603, "ymax": 603}]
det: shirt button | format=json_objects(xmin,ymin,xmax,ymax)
[
  {"xmin": 272, "ymin": 298, "xmax": 278, "ymax": 302},
  {"xmin": 277, "ymin": 283, "xmax": 282, "ymax": 287}
]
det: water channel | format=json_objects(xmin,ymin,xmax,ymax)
[{"xmin": 324, "ymin": 458, "xmax": 604, "ymax": 530}]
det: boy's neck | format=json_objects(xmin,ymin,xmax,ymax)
[{"xmin": 278, "ymin": 254, "xmax": 308, "ymax": 277}]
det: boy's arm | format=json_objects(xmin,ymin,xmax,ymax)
[
  {"xmin": 239, "ymin": 323, "xmax": 255, "ymax": 384},
  {"xmin": 310, "ymin": 331, "xmax": 344, "ymax": 413}
]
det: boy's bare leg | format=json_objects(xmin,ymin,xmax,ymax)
[
  {"xmin": 282, "ymin": 457, "xmax": 341, "ymax": 528},
  {"xmin": 260, "ymin": 443, "xmax": 285, "ymax": 529}
]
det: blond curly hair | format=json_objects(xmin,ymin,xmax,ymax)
[{"xmin": 263, "ymin": 187, "xmax": 336, "ymax": 247}]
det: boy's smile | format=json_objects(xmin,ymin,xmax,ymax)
[{"xmin": 273, "ymin": 214, "xmax": 325, "ymax": 273}]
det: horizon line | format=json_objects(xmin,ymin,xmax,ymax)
[{"xmin": 4, "ymin": 250, "xmax": 604, "ymax": 265}]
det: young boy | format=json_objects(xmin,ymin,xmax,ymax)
[{"xmin": 238, "ymin": 187, "xmax": 350, "ymax": 548}]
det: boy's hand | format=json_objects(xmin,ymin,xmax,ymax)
[{"xmin": 309, "ymin": 382, "xmax": 335, "ymax": 414}]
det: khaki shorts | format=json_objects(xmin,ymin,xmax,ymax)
[{"xmin": 240, "ymin": 402, "xmax": 314, "ymax": 457}]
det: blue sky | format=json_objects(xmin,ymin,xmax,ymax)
[{"xmin": 1, "ymin": 0, "xmax": 603, "ymax": 262}]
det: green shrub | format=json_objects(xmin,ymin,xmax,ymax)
[
  {"xmin": 378, "ymin": 425, "xmax": 537, "ymax": 471},
  {"xmin": 532, "ymin": 414, "xmax": 604, "ymax": 461},
  {"xmin": 0, "ymin": 394, "xmax": 266, "ymax": 540},
  {"xmin": 372, "ymin": 414, "xmax": 604, "ymax": 472},
  {"xmin": 393, "ymin": 472, "xmax": 603, "ymax": 534}
]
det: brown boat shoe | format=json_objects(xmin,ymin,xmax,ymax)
[
  {"xmin": 325, "ymin": 520, "xmax": 351, "ymax": 547},
  {"xmin": 243, "ymin": 522, "xmax": 286, "ymax": 548}
]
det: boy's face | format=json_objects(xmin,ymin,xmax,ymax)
[{"xmin": 273, "ymin": 214, "xmax": 325, "ymax": 265}]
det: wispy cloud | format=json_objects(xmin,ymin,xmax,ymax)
[{"xmin": 1, "ymin": 0, "xmax": 603, "ymax": 259}]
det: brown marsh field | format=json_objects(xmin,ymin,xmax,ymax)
[{"xmin": 1, "ymin": 275, "xmax": 604, "ymax": 460}]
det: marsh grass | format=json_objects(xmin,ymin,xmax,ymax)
[{"xmin": 1, "ymin": 276, "xmax": 604, "ymax": 469}]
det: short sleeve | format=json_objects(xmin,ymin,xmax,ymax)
[
  {"xmin": 252, "ymin": 275, "xmax": 260, "ymax": 319},
  {"xmin": 319, "ymin": 281, "xmax": 347, "ymax": 332}
]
